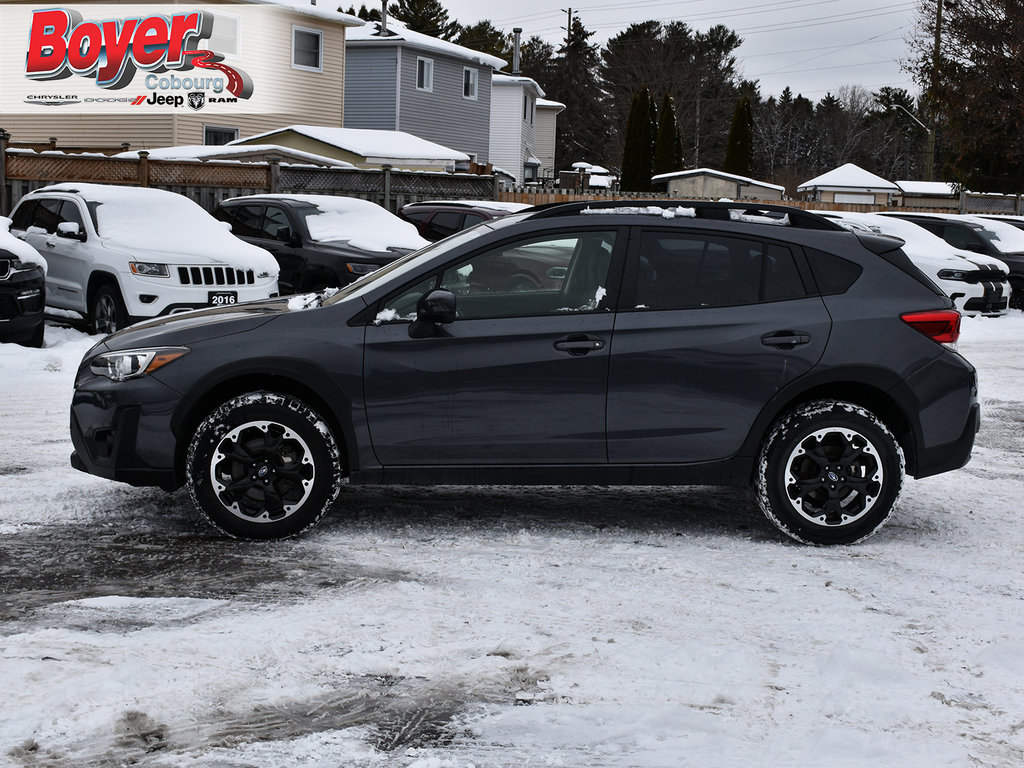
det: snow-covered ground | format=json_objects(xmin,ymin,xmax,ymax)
[{"xmin": 2, "ymin": 316, "xmax": 1023, "ymax": 767}]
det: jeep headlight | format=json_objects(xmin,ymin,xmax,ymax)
[
  {"xmin": 129, "ymin": 262, "xmax": 170, "ymax": 277},
  {"xmin": 90, "ymin": 347, "xmax": 189, "ymax": 381},
  {"xmin": 937, "ymin": 269, "xmax": 967, "ymax": 281}
]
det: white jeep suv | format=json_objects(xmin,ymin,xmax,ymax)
[{"xmin": 10, "ymin": 183, "xmax": 279, "ymax": 333}]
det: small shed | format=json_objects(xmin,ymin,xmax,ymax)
[
  {"xmin": 651, "ymin": 168, "xmax": 784, "ymax": 200},
  {"xmin": 896, "ymin": 181, "xmax": 959, "ymax": 210},
  {"xmin": 797, "ymin": 163, "xmax": 898, "ymax": 205},
  {"xmin": 231, "ymin": 125, "xmax": 468, "ymax": 171}
]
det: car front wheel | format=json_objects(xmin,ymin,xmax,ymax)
[
  {"xmin": 186, "ymin": 392, "xmax": 343, "ymax": 539},
  {"xmin": 91, "ymin": 283, "xmax": 128, "ymax": 335},
  {"xmin": 756, "ymin": 400, "xmax": 905, "ymax": 545}
]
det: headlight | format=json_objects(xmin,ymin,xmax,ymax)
[
  {"xmin": 129, "ymin": 262, "xmax": 169, "ymax": 277},
  {"xmin": 937, "ymin": 269, "xmax": 967, "ymax": 281},
  {"xmin": 89, "ymin": 347, "xmax": 189, "ymax": 381},
  {"xmin": 346, "ymin": 262, "xmax": 380, "ymax": 275}
]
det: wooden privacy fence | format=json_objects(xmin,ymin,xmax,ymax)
[{"xmin": 0, "ymin": 146, "xmax": 498, "ymax": 215}]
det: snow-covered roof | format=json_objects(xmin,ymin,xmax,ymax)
[
  {"xmin": 798, "ymin": 163, "xmax": 898, "ymax": 192},
  {"xmin": 112, "ymin": 145, "xmax": 353, "ymax": 168},
  {"xmin": 347, "ymin": 20, "xmax": 505, "ymax": 69},
  {"xmin": 651, "ymin": 167, "xmax": 784, "ymax": 192},
  {"xmin": 896, "ymin": 180, "xmax": 959, "ymax": 197},
  {"xmin": 244, "ymin": 0, "xmax": 362, "ymax": 26},
  {"xmin": 492, "ymin": 73, "xmax": 544, "ymax": 99},
  {"xmin": 536, "ymin": 98, "xmax": 566, "ymax": 111},
  {"xmin": 231, "ymin": 125, "xmax": 469, "ymax": 164}
]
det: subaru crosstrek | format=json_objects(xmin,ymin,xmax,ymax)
[{"xmin": 70, "ymin": 202, "xmax": 979, "ymax": 545}]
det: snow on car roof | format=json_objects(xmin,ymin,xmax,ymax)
[
  {"xmin": 0, "ymin": 216, "xmax": 47, "ymax": 273},
  {"xmin": 243, "ymin": 194, "xmax": 429, "ymax": 253},
  {"xmin": 33, "ymin": 183, "xmax": 278, "ymax": 273},
  {"xmin": 409, "ymin": 200, "xmax": 532, "ymax": 213}
]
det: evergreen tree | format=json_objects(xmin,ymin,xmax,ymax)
[
  {"xmin": 387, "ymin": 0, "xmax": 459, "ymax": 39},
  {"xmin": 454, "ymin": 21, "xmax": 511, "ymax": 62},
  {"xmin": 520, "ymin": 36, "xmax": 556, "ymax": 86},
  {"xmin": 652, "ymin": 92, "xmax": 683, "ymax": 177},
  {"xmin": 544, "ymin": 17, "xmax": 609, "ymax": 170},
  {"xmin": 621, "ymin": 88, "xmax": 655, "ymax": 191},
  {"xmin": 723, "ymin": 96, "xmax": 754, "ymax": 176}
]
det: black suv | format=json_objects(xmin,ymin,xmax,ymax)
[
  {"xmin": 70, "ymin": 202, "xmax": 979, "ymax": 545},
  {"xmin": 400, "ymin": 200, "xmax": 530, "ymax": 241},
  {"xmin": 214, "ymin": 194, "xmax": 424, "ymax": 295},
  {"xmin": 0, "ymin": 229, "xmax": 46, "ymax": 348}
]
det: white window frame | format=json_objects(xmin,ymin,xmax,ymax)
[
  {"xmin": 463, "ymin": 67, "xmax": 478, "ymax": 100},
  {"xmin": 416, "ymin": 57, "xmax": 434, "ymax": 92},
  {"xmin": 291, "ymin": 26, "xmax": 323, "ymax": 73},
  {"xmin": 204, "ymin": 125, "xmax": 239, "ymax": 145}
]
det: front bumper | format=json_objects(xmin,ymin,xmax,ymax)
[
  {"xmin": 121, "ymin": 273, "xmax": 278, "ymax": 319},
  {"xmin": 0, "ymin": 269, "xmax": 45, "ymax": 342},
  {"xmin": 69, "ymin": 372, "xmax": 185, "ymax": 490}
]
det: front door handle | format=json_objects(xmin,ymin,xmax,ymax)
[
  {"xmin": 554, "ymin": 334, "xmax": 606, "ymax": 356},
  {"xmin": 761, "ymin": 331, "xmax": 811, "ymax": 349}
]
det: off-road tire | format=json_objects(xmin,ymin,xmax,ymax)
[
  {"xmin": 756, "ymin": 400, "xmax": 905, "ymax": 545},
  {"xmin": 186, "ymin": 391, "xmax": 343, "ymax": 539}
]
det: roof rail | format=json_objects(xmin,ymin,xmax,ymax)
[{"xmin": 525, "ymin": 199, "xmax": 843, "ymax": 231}]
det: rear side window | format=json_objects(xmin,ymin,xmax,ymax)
[
  {"xmin": 633, "ymin": 232, "xmax": 807, "ymax": 310},
  {"xmin": 423, "ymin": 211, "xmax": 463, "ymax": 240},
  {"xmin": 803, "ymin": 248, "xmax": 863, "ymax": 295}
]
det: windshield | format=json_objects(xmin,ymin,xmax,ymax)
[{"xmin": 322, "ymin": 213, "xmax": 532, "ymax": 305}]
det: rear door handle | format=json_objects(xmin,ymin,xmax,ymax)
[
  {"xmin": 554, "ymin": 335, "xmax": 606, "ymax": 356},
  {"xmin": 761, "ymin": 331, "xmax": 810, "ymax": 349}
]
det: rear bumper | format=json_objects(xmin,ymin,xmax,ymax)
[{"xmin": 914, "ymin": 402, "xmax": 980, "ymax": 478}]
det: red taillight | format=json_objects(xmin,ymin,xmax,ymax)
[{"xmin": 900, "ymin": 310, "xmax": 961, "ymax": 344}]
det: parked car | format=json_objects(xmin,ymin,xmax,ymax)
[
  {"xmin": 214, "ymin": 194, "xmax": 427, "ymax": 296},
  {"xmin": 70, "ymin": 201, "xmax": 978, "ymax": 546},
  {"xmin": 976, "ymin": 214, "xmax": 1024, "ymax": 233},
  {"xmin": 881, "ymin": 212, "xmax": 1024, "ymax": 308},
  {"xmin": 0, "ymin": 216, "xmax": 47, "ymax": 347},
  {"xmin": 820, "ymin": 211, "xmax": 1009, "ymax": 316},
  {"xmin": 399, "ymin": 200, "xmax": 532, "ymax": 241},
  {"xmin": 9, "ymin": 184, "xmax": 280, "ymax": 334}
]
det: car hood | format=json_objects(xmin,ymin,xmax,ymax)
[
  {"xmin": 98, "ymin": 297, "xmax": 300, "ymax": 350},
  {"xmin": 102, "ymin": 240, "xmax": 279, "ymax": 275},
  {"xmin": 310, "ymin": 240, "xmax": 412, "ymax": 261}
]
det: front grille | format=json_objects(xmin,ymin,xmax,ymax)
[
  {"xmin": 0, "ymin": 294, "xmax": 17, "ymax": 319},
  {"xmin": 964, "ymin": 296, "xmax": 1008, "ymax": 312},
  {"xmin": 18, "ymin": 292, "xmax": 44, "ymax": 313},
  {"xmin": 960, "ymin": 265, "xmax": 1008, "ymax": 284},
  {"xmin": 177, "ymin": 266, "xmax": 255, "ymax": 286}
]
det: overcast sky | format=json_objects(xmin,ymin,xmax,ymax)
[{"xmin": 440, "ymin": 0, "xmax": 923, "ymax": 101}]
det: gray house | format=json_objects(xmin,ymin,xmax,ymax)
[{"xmin": 344, "ymin": 19, "xmax": 505, "ymax": 167}]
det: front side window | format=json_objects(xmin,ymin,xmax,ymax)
[
  {"xmin": 261, "ymin": 206, "xmax": 293, "ymax": 240},
  {"xmin": 378, "ymin": 231, "xmax": 617, "ymax": 322},
  {"xmin": 632, "ymin": 232, "xmax": 807, "ymax": 310},
  {"xmin": 416, "ymin": 57, "xmax": 433, "ymax": 91},
  {"xmin": 292, "ymin": 27, "xmax": 323, "ymax": 72},
  {"xmin": 463, "ymin": 68, "xmax": 478, "ymax": 99}
]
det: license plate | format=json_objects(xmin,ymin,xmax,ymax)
[{"xmin": 208, "ymin": 291, "xmax": 238, "ymax": 306}]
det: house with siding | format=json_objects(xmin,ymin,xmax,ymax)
[
  {"xmin": 0, "ymin": 1, "xmax": 361, "ymax": 148},
  {"xmin": 344, "ymin": 20, "xmax": 505, "ymax": 167},
  {"xmin": 488, "ymin": 74, "xmax": 546, "ymax": 186},
  {"xmin": 535, "ymin": 98, "xmax": 565, "ymax": 182}
]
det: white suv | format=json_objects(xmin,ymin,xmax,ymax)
[{"xmin": 10, "ymin": 183, "xmax": 279, "ymax": 333}]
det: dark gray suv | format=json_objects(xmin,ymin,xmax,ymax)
[{"xmin": 70, "ymin": 202, "xmax": 979, "ymax": 545}]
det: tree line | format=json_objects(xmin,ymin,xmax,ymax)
[{"xmin": 350, "ymin": 0, "xmax": 1021, "ymax": 194}]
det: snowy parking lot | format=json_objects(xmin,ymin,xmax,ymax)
[{"xmin": 2, "ymin": 316, "xmax": 1024, "ymax": 767}]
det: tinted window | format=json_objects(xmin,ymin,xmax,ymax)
[
  {"xmin": 10, "ymin": 200, "xmax": 37, "ymax": 231},
  {"xmin": 403, "ymin": 210, "xmax": 429, "ymax": 224},
  {"xmin": 220, "ymin": 204, "xmax": 263, "ymax": 238},
  {"xmin": 804, "ymin": 248, "xmax": 863, "ymax": 294},
  {"xmin": 58, "ymin": 200, "xmax": 85, "ymax": 231},
  {"xmin": 462, "ymin": 213, "xmax": 487, "ymax": 229},
  {"xmin": 261, "ymin": 206, "xmax": 292, "ymax": 240},
  {"xmin": 634, "ymin": 232, "xmax": 799, "ymax": 309},
  {"xmin": 32, "ymin": 199, "xmax": 63, "ymax": 233},
  {"xmin": 423, "ymin": 212, "xmax": 463, "ymax": 240},
  {"xmin": 941, "ymin": 225, "xmax": 985, "ymax": 251}
]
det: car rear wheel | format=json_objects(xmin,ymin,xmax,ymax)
[
  {"xmin": 91, "ymin": 283, "xmax": 128, "ymax": 335},
  {"xmin": 186, "ymin": 392, "xmax": 343, "ymax": 539},
  {"xmin": 756, "ymin": 400, "xmax": 904, "ymax": 545}
]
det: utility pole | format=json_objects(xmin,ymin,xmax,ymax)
[
  {"xmin": 925, "ymin": 0, "xmax": 943, "ymax": 182},
  {"xmin": 560, "ymin": 7, "xmax": 572, "ymax": 45}
]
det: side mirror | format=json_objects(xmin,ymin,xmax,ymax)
[
  {"xmin": 276, "ymin": 226, "xmax": 295, "ymax": 244},
  {"xmin": 219, "ymin": 220, "xmax": 233, "ymax": 232},
  {"xmin": 56, "ymin": 221, "xmax": 86, "ymax": 241},
  {"xmin": 409, "ymin": 289, "xmax": 456, "ymax": 338}
]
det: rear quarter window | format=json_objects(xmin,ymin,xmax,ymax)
[{"xmin": 803, "ymin": 247, "xmax": 864, "ymax": 295}]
